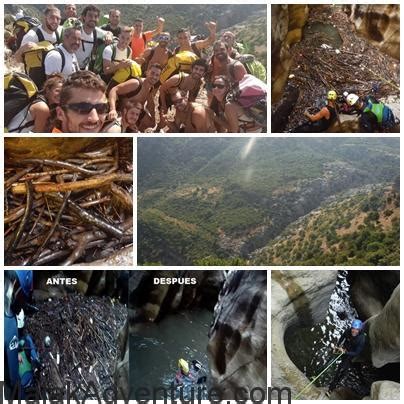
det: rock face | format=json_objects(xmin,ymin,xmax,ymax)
[
  {"xmin": 349, "ymin": 270, "xmax": 400, "ymax": 319},
  {"xmin": 368, "ymin": 380, "xmax": 400, "ymax": 400},
  {"xmin": 128, "ymin": 271, "xmax": 225, "ymax": 325},
  {"xmin": 207, "ymin": 271, "xmax": 267, "ymax": 399},
  {"xmin": 114, "ymin": 321, "xmax": 129, "ymax": 399},
  {"xmin": 344, "ymin": 5, "xmax": 400, "ymax": 60},
  {"xmin": 271, "ymin": 5, "xmax": 309, "ymax": 103},
  {"xmin": 367, "ymin": 284, "xmax": 400, "ymax": 368},
  {"xmin": 271, "ymin": 270, "xmax": 337, "ymax": 399}
]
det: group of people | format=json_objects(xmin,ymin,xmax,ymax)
[
  {"xmin": 5, "ymin": 4, "xmax": 267, "ymax": 133},
  {"xmin": 291, "ymin": 89, "xmax": 398, "ymax": 133}
]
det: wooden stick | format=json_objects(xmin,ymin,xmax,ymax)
[{"xmin": 11, "ymin": 173, "xmax": 133, "ymax": 194}]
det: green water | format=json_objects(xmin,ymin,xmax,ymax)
[
  {"xmin": 129, "ymin": 309, "xmax": 212, "ymax": 399},
  {"xmin": 304, "ymin": 21, "xmax": 343, "ymax": 48}
]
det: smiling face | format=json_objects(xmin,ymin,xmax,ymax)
[
  {"xmin": 83, "ymin": 10, "xmax": 99, "ymax": 30},
  {"xmin": 177, "ymin": 31, "xmax": 191, "ymax": 47},
  {"xmin": 109, "ymin": 10, "xmax": 121, "ymax": 26},
  {"xmin": 212, "ymin": 77, "xmax": 228, "ymax": 99},
  {"xmin": 124, "ymin": 106, "xmax": 142, "ymax": 126},
  {"xmin": 65, "ymin": 4, "xmax": 77, "ymax": 18},
  {"xmin": 64, "ymin": 28, "xmax": 81, "ymax": 53},
  {"xmin": 146, "ymin": 66, "xmax": 162, "ymax": 86},
  {"xmin": 119, "ymin": 30, "xmax": 132, "ymax": 48},
  {"xmin": 45, "ymin": 9, "xmax": 61, "ymax": 32},
  {"xmin": 133, "ymin": 21, "xmax": 144, "ymax": 35},
  {"xmin": 46, "ymin": 82, "xmax": 63, "ymax": 105},
  {"xmin": 191, "ymin": 64, "xmax": 206, "ymax": 80},
  {"xmin": 57, "ymin": 89, "xmax": 108, "ymax": 133},
  {"xmin": 213, "ymin": 43, "xmax": 228, "ymax": 62},
  {"xmin": 171, "ymin": 92, "xmax": 187, "ymax": 112}
]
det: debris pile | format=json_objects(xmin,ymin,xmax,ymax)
[
  {"xmin": 273, "ymin": 6, "xmax": 400, "ymax": 131},
  {"xmin": 4, "ymin": 139, "xmax": 133, "ymax": 266},
  {"xmin": 26, "ymin": 294, "xmax": 127, "ymax": 400}
]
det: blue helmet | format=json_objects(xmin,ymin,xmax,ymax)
[
  {"xmin": 351, "ymin": 319, "xmax": 363, "ymax": 330},
  {"xmin": 15, "ymin": 270, "xmax": 33, "ymax": 298}
]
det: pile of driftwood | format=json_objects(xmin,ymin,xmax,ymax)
[
  {"xmin": 25, "ymin": 294, "xmax": 127, "ymax": 400},
  {"xmin": 277, "ymin": 6, "xmax": 400, "ymax": 131},
  {"xmin": 4, "ymin": 139, "xmax": 133, "ymax": 265}
]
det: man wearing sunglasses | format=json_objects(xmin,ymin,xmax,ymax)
[
  {"xmin": 108, "ymin": 63, "xmax": 162, "ymax": 131},
  {"xmin": 55, "ymin": 71, "xmax": 108, "ymax": 133},
  {"xmin": 141, "ymin": 32, "xmax": 172, "ymax": 73}
]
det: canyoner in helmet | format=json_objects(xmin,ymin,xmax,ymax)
[
  {"xmin": 172, "ymin": 358, "xmax": 208, "ymax": 399},
  {"xmin": 290, "ymin": 89, "xmax": 338, "ymax": 132},
  {"xmin": 344, "ymin": 93, "xmax": 397, "ymax": 132},
  {"xmin": 326, "ymin": 318, "xmax": 367, "ymax": 397}
]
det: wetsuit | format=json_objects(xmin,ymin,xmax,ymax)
[
  {"xmin": 358, "ymin": 96, "xmax": 395, "ymax": 132},
  {"xmin": 329, "ymin": 328, "xmax": 366, "ymax": 391},
  {"xmin": 291, "ymin": 105, "xmax": 336, "ymax": 133}
]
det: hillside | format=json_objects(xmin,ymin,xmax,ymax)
[
  {"xmin": 6, "ymin": 4, "xmax": 267, "ymax": 65},
  {"xmin": 138, "ymin": 138, "xmax": 399, "ymax": 266},
  {"xmin": 253, "ymin": 185, "xmax": 400, "ymax": 266}
]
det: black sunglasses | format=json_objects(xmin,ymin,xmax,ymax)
[
  {"xmin": 64, "ymin": 102, "xmax": 109, "ymax": 115},
  {"xmin": 213, "ymin": 83, "xmax": 226, "ymax": 89}
]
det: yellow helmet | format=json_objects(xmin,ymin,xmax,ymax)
[
  {"xmin": 178, "ymin": 358, "xmax": 189, "ymax": 374},
  {"xmin": 327, "ymin": 90, "xmax": 337, "ymax": 101}
]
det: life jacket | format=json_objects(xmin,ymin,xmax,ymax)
[
  {"xmin": 363, "ymin": 96, "xmax": 395, "ymax": 129},
  {"xmin": 22, "ymin": 41, "xmax": 65, "ymax": 89},
  {"xmin": 160, "ymin": 51, "xmax": 199, "ymax": 83},
  {"xmin": 13, "ymin": 16, "xmax": 41, "ymax": 49},
  {"xmin": 4, "ymin": 72, "xmax": 46, "ymax": 132}
]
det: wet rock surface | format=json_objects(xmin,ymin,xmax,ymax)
[
  {"xmin": 129, "ymin": 271, "xmax": 225, "ymax": 326},
  {"xmin": 271, "ymin": 5, "xmax": 309, "ymax": 103},
  {"xmin": 208, "ymin": 271, "xmax": 267, "ymax": 399},
  {"xmin": 344, "ymin": 5, "xmax": 400, "ymax": 60},
  {"xmin": 366, "ymin": 380, "xmax": 400, "ymax": 400},
  {"xmin": 272, "ymin": 270, "xmax": 400, "ymax": 400},
  {"xmin": 367, "ymin": 285, "xmax": 400, "ymax": 368},
  {"xmin": 271, "ymin": 270, "xmax": 337, "ymax": 399}
]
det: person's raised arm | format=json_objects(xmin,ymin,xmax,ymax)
[
  {"xmin": 195, "ymin": 21, "xmax": 216, "ymax": 50},
  {"xmin": 148, "ymin": 17, "xmax": 165, "ymax": 38}
]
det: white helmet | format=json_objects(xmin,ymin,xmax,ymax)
[
  {"xmin": 346, "ymin": 93, "xmax": 359, "ymax": 106},
  {"xmin": 17, "ymin": 309, "xmax": 25, "ymax": 329}
]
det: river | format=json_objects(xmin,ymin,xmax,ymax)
[{"xmin": 130, "ymin": 309, "xmax": 212, "ymax": 400}]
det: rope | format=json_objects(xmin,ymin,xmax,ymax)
[{"xmin": 294, "ymin": 352, "xmax": 344, "ymax": 399}]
